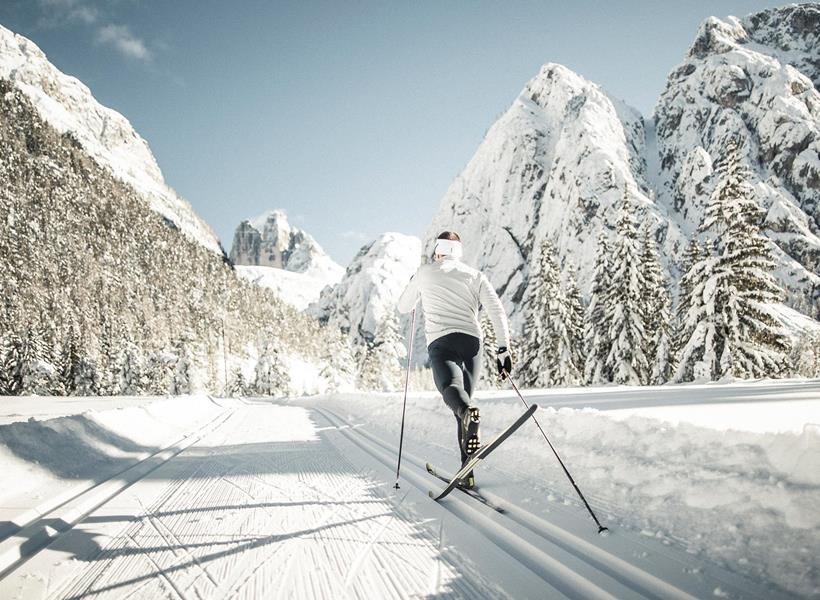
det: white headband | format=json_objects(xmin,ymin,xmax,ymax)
[{"xmin": 434, "ymin": 239, "xmax": 463, "ymax": 258}]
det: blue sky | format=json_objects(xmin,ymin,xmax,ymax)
[{"xmin": 0, "ymin": 0, "xmax": 796, "ymax": 264}]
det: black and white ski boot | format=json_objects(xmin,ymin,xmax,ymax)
[{"xmin": 461, "ymin": 406, "xmax": 481, "ymax": 456}]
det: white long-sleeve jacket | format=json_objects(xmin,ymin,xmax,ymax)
[{"xmin": 397, "ymin": 257, "xmax": 511, "ymax": 349}]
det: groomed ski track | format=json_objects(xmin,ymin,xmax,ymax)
[{"xmin": 0, "ymin": 399, "xmax": 795, "ymax": 600}]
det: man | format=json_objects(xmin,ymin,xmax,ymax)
[{"xmin": 397, "ymin": 231, "xmax": 513, "ymax": 488}]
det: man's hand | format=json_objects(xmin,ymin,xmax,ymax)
[{"xmin": 496, "ymin": 347, "xmax": 512, "ymax": 379}]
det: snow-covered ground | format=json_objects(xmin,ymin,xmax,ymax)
[{"xmin": 0, "ymin": 380, "xmax": 817, "ymax": 598}]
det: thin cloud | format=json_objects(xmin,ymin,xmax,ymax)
[
  {"xmin": 96, "ymin": 24, "xmax": 151, "ymax": 61},
  {"xmin": 36, "ymin": 0, "xmax": 99, "ymax": 27}
]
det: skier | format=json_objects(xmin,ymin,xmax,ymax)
[{"xmin": 398, "ymin": 231, "xmax": 512, "ymax": 488}]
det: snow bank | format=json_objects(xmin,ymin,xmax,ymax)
[
  {"xmin": 303, "ymin": 380, "xmax": 820, "ymax": 597},
  {"xmin": 0, "ymin": 395, "xmax": 229, "ymax": 519}
]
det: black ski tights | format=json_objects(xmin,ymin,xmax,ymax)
[{"xmin": 428, "ymin": 332, "xmax": 481, "ymax": 464}]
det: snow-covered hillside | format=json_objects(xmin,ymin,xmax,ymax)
[
  {"xmin": 0, "ymin": 25, "xmax": 223, "ymax": 255},
  {"xmin": 312, "ymin": 232, "xmax": 421, "ymax": 350},
  {"xmin": 230, "ymin": 209, "xmax": 344, "ymax": 286},
  {"xmin": 653, "ymin": 3, "xmax": 820, "ymax": 313}
]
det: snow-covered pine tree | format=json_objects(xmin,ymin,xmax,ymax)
[
  {"xmin": 605, "ymin": 187, "xmax": 649, "ymax": 385},
  {"xmin": 19, "ymin": 325, "xmax": 60, "ymax": 395},
  {"xmin": 677, "ymin": 139, "xmax": 789, "ymax": 380},
  {"xmin": 673, "ymin": 240, "xmax": 721, "ymax": 382},
  {"xmin": 170, "ymin": 335, "xmax": 197, "ymax": 395},
  {"xmin": 520, "ymin": 240, "xmax": 578, "ymax": 387},
  {"xmin": 640, "ymin": 225, "xmax": 673, "ymax": 384},
  {"xmin": 319, "ymin": 330, "xmax": 356, "ymax": 393},
  {"xmin": 72, "ymin": 357, "xmax": 99, "ymax": 396},
  {"xmin": 96, "ymin": 318, "xmax": 117, "ymax": 395},
  {"xmin": 357, "ymin": 309, "xmax": 405, "ymax": 392},
  {"xmin": 564, "ymin": 266, "xmax": 586, "ymax": 381},
  {"xmin": 672, "ymin": 238, "xmax": 706, "ymax": 362},
  {"xmin": 479, "ymin": 312, "xmax": 500, "ymax": 389},
  {"xmin": 145, "ymin": 349, "xmax": 174, "ymax": 395},
  {"xmin": 584, "ymin": 233, "xmax": 612, "ymax": 385},
  {"xmin": 117, "ymin": 342, "xmax": 148, "ymax": 395},
  {"xmin": 791, "ymin": 330, "xmax": 820, "ymax": 377},
  {"xmin": 0, "ymin": 332, "xmax": 22, "ymax": 395},
  {"xmin": 57, "ymin": 329, "xmax": 79, "ymax": 395},
  {"xmin": 254, "ymin": 343, "xmax": 289, "ymax": 397},
  {"xmin": 520, "ymin": 242, "xmax": 556, "ymax": 387},
  {"xmin": 227, "ymin": 366, "xmax": 249, "ymax": 397}
]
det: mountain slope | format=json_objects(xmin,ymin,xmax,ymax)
[{"xmin": 0, "ymin": 24, "xmax": 223, "ymax": 255}]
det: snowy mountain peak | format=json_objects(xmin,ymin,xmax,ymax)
[
  {"xmin": 229, "ymin": 209, "xmax": 344, "ymax": 284},
  {"xmin": 427, "ymin": 61, "xmax": 682, "ymax": 331},
  {"xmin": 742, "ymin": 3, "xmax": 820, "ymax": 86},
  {"xmin": 0, "ymin": 24, "xmax": 223, "ymax": 255},
  {"xmin": 685, "ymin": 4, "xmax": 820, "ymax": 87},
  {"xmin": 311, "ymin": 232, "xmax": 421, "ymax": 348}
]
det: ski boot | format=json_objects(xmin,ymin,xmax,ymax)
[
  {"xmin": 461, "ymin": 406, "xmax": 481, "ymax": 456},
  {"xmin": 459, "ymin": 471, "xmax": 476, "ymax": 490}
]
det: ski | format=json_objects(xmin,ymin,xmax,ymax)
[
  {"xmin": 426, "ymin": 463, "xmax": 505, "ymax": 513},
  {"xmin": 428, "ymin": 404, "xmax": 537, "ymax": 502}
]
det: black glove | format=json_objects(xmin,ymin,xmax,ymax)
[{"xmin": 496, "ymin": 347, "xmax": 512, "ymax": 379}]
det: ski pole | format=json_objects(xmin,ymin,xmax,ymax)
[
  {"xmin": 394, "ymin": 308, "xmax": 417, "ymax": 489},
  {"xmin": 504, "ymin": 369, "xmax": 609, "ymax": 534}
]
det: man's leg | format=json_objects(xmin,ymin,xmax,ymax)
[
  {"xmin": 429, "ymin": 337, "xmax": 472, "ymax": 471},
  {"xmin": 459, "ymin": 337, "xmax": 482, "ymax": 487},
  {"xmin": 429, "ymin": 342, "xmax": 470, "ymax": 419}
]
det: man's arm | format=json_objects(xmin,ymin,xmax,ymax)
[{"xmin": 397, "ymin": 270, "xmax": 421, "ymax": 314}]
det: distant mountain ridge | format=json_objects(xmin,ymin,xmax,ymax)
[
  {"xmin": 229, "ymin": 209, "xmax": 344, "ymax": 284},
  {"xmin": 311, "ymin": 233, "xmax": 421, "ymax": 352}
]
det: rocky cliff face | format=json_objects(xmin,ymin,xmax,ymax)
[
  {"xmin": 229, "ymin": 210, "xmax": 344, "ymax": 284},
  {"xmin": 0, "ymin": 24, "xmax": 223, "ymax": 255},
  {"xmin": 653, "ymin": 3, "xmax": 820, "ymax": 314}
]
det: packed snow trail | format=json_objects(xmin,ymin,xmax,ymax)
[
  {"xmin": 2, "ymin": 395, "xmax": 805, "ymax": 599},
  {"xmin": 1, "ymin": 403, "xmax": 515, "ymax": 599}
]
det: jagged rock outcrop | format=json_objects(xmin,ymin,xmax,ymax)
[
  {"xmin": 654, "ymin": 3, "xmax": 820, "ymax": 315},
  {"xmin": 229, "ymin": 209, "xmax": 344, "ymax": 284}
]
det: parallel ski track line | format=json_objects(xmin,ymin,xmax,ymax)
[
  {"xmin": 316, "ymin": 407, "xmax": 701, "ymax": 600},
  {"xmin": 52, "ymin": 404, "xmax": 487, "ymax": 600}
]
